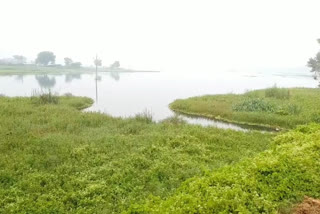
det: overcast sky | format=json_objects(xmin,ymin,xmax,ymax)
[{"xmin": 1, "ymin": 0, "xmax": 320, "ymax": 72}]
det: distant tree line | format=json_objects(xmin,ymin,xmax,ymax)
[
  {"xmin": 0, "ymin": 55, "xmax": 27, "ymax": 65},
  {"xmin": 64, "ymin": 57, "xmax": 82, "ymax": 68},
  {"xmin": 0, "ymin": 51, "xmax": 82, "ymax": 69},
  {"xmin": 35, "ymin": 51, "xmax": 82, "ymax": 68}
]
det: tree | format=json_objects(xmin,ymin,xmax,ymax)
[
  {"xmin": 110, "ymin": 61, "xmax": 120, "ymax": 69},
  {"xmin": 70, "ymin": 62, "xmax": 82, "ymax": 68},
  {"xmin": 13, "ymin": 55, "xmax": 26, "ymax": 64},
  {"xmin": 64, "ymin": 57, "xmax": 73, "ymax": 66},
  {"xmin": 36, "ymin": 51, "xmax": 56, "ymax": 66},
  {"xmin": 307, "ymin": 39, "xmax": 320, "ymax": 83}
]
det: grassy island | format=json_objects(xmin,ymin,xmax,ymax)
[{"xmin": 170, "ymin": 87, "xmax": 320, "ymax": 130}]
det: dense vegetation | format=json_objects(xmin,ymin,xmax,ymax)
[
  {"xmin": 129, "ymin": 123, "xmax": 320, "ymax": 213},
  {"xmin": 170, "ymin": 87, "xmax": 320, "ymax": 129},
  {"xmin": 0, "ymin": 96, "xmax": 272, "ymax": 213}
]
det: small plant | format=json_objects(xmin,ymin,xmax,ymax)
[
  {"xmin": 31, "ymin": 90, "xmax": 59, "ymax": 105},
  {"xmin": 134, "ymin": 109, "xmax": 153, "ymax": 124},
  {"xmin": 233, "ymin": 98, "xmax": 275, "ymax": 113},
  {"xmin": 265, "ymin": 85, "xmax": 290, "ymax": 99}
]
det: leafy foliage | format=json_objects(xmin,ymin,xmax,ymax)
[
  {"xmin": 128, "ymin": 124, "xmax": 320, "ymax": 213},
  {"xmin": 35, "ymin": 51, "xmax": 56, "ymax": 66},
  {"xmin": 0, "ymin": 97, "xmax": 272, "ymax": 213}
]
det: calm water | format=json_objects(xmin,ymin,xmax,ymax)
[{"xmin": 0, "ymin": 68, "xmax": 317, "ymax": 130}]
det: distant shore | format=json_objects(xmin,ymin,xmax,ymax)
[{"xmin": 0, "ymin": 64, "xmax": 159, "ymax": 75}]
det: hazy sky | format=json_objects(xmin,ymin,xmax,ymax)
[{"xmin": 1, "ymin": 0, "xmax": 320, "ymax": 72}]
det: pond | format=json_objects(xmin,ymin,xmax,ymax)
[{"xmin": 0, "ymin": 68, "xmax": 317, "ymax": 131}]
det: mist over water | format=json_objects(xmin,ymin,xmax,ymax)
[{"xmin": 1, "ymin": 0, "xmax": 320, "ymax": 129}]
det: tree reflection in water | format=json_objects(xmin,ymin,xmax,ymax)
[{"xmin": 35, "ymin": 75, "xmax": 56, "ymax": 89}]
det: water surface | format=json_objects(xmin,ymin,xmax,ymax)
[{"xmin": 0, "ymin": 68, "xmax": 316, "ymax": 130}]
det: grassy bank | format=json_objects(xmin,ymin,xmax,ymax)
[
  {"xmin": 0, "ymin": 96, "xmax": 272, "ymax": 213},
  {"xmin": 170, "ymin": 87, "xmax": 320, "ymax": 129},
  {"xmin": 0, "ymin": 65, "xmax": 92, "ymax": 75},
  {"xmin": 129, "ymin": 123, "xmax": 320, "ymax": 213}
]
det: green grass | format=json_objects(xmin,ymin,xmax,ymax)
[
  {"xmin": 0, "ymin": 96, "xmax": 273, "ymax": 213},
  {"xmin": 129, "ymin": 123, "xmax": 320, "ymax": 213},
  {"xmin": 170, "ymin": 87, "xmax": 320, "ymax": 129}
]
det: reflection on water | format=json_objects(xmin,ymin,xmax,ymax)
[
  {"xmin": 15, "ymin": 75, "xmax": 24, "ymax": 83},
  {"xmin": 65, "ymin": 73, "xmax": 81, "ymax": 83},
  {"xmin": 0, "ymin": 69, "xmax": 317, "ymax": 131},
  {"xmin": 179, "ymin": 115, "xmax": 248, "ymax": 132},
  {"xmin": 110, "ymin": 71, "xmax": 120, "ymax": 81},
  {"xmin": 35, "ymin": 75, "xmax": 56, "ymax": 89}
]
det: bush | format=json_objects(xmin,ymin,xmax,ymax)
[{"xmin": 265, "ymin": 86, "xmax": 290, "ymax": 99}]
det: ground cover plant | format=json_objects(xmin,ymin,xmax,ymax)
[
  {"xmin": 128, "ymin": 123, "xmax": 320, "ymax": 213},
  {"xmin": 0, "ymin": 96, "xmax": 272, "ymax": 213},
  {"xmin": 170, "ymin": 87, "xmax": 320, "ymax": 129}
]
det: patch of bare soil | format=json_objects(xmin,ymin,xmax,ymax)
[{"xmin": 293, "ymin": 197, "xmax": 320, "ymax": 214}]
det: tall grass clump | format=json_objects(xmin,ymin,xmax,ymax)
[
  {"xmin": 265, "ymin": 85, "xmax": 290, "ymax": 99},
  {"xmin": 134, "ymin": 109, "xmax": 154, "ymax": 123},
  {"xmin": 129, "ymin": 124, "xmax": 320, "ymax": 213},
  {"xmin": 31, "ymin": 90, "xmax": 59, "ymax": 105}
]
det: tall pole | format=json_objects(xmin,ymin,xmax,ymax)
[{"xmin": 95, "ymin": 54, "xmax": 98, "ymax": 77}]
